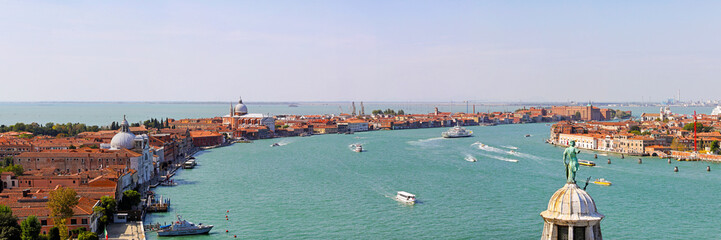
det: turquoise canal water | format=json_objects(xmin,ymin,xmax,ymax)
[{"xmin": 145, "ymin": 123, "xmax": 721, "ymax": 239}]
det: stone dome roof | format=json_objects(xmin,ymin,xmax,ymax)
[
  {"xmin": 110, "ymin": 116, "xmax": 136, "ymax": 149},
  {"xmin": 110, "ymin": 132, "xmax": 135, "ymax": 149},
  {"xmin": 234, "ymin": 97, "xmax": 248, "ymax": 115},
  {"xmin": 540, "ymin": 183, "xmax": 604, "ymax": 222}
]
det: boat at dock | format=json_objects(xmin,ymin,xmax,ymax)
[
  {"xmin": 442, "ymin": 123, "xmax": 473, "ymax": 138},
  {"xmin": 395, "ymin": 191, "xmax": 416, "ymax": 205},
  {"xmin": 579, "ymin": 160, "xmax": 596, "ymax": 166},
  {"xmin": 156, "ymin": 215, "xmax": 213, "ymax": 236},
  {"xmin": 593, "ymin": 178, "xmax": 612, "ymax": 186},
  {"xmin": 183, "ymin": 160, "xmax": 196, "ymax": 169}
]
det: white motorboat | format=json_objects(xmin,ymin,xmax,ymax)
[
  {"xmin": 465, "ymin": 156, "xmax": 477, "ymax": 162},
  {"xmin": 157, "ymin": 215, "xmax": 213, "ymax": 236},
  {"xmin": 270, "ymin": 143, "xmax": 280, "ymax": 147},
  {"xmin": 442, "ymin": 123, "xmax": 473, "ymax": 138},
  {"xmin": 353, "ymin": 144, "xmax": 363, "ymax": 152},
  {"xmin": 395, "ymin": 191, "xmax": 416, "ymax": 204}
]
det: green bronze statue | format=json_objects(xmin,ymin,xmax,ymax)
[{"xmin": 563, "ymin": 140, "xmax": 580, "ymax": 183}]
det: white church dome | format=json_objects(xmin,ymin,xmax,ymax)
[
  {"xmin": 110, "ymin": 116, "xmax": 136, "ymax": 149},
  {"xmin": 540, "ymin": 183, "xmax": 604, "ymax": 222},
  {"xmin": 234, "ymin": 97, "xmax": 248, "ymax": 115}
]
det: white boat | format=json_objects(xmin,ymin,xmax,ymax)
[
  {"xmin": 442, "ymin": 123, "xmax": 473, "ymax": 138},
  {"xmin": 270, "ymin": 143, "xmax": 280, "ymax": 147},
  {"xmin": 395, "ymin": 191, "xmax": 416, "ymax": 204},
  {"xmin": 353, "ymin": 144, "xmax": 363, "ymax": 152},
  {"xmin": 465, "ymin": 156, "xmax": 477, "ymax": 162},
  {"xmin": 157, "ymin": 215, "xmax": 213, "ymax": 236},
  {"xmin": 183, "ymin": 160, "xmax": 196, "ymax": 169}
]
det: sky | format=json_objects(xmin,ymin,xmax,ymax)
[{"xmin": 1, "ymin": 1, "xmax": 720, "ymax": 103}]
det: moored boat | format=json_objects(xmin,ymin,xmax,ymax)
[
  {"xmin": 157, "ymin": 215, "xmax": 213, "ymax": 236},
  {"xmin": 395, "ymin": 191, "xmax": 416, "ymax": 204},
  {"xmin": 593, "ymin": 178, "xmax": 612, "ymax": 186},
  {"xmin": 579, "ymin": 160, "xmax": 596, "ymax": 167}
]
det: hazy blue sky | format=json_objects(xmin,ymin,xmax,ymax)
[{"xmin": 1, "ymin": 1, "xmax": 720, "ymax": 102}]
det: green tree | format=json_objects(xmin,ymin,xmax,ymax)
[
  {"xmin": 120, "ymin": 190, "xmax": 141, "ymax": 210},
  {"xmin": 371, "ymin": 109, "xmax": 383, "ymax": 115},
  {"xmin": 48, "ymin": 227, "xmax": 59, "ymax": 240},
  {"xmin": 47, "ymin": 187, "xmax": 78, "ymax": 240},
  {"xmin": 573, "ymin": 112, "xmax": 581, "ymax": 119},
  {"xmin": 0, "ymin": 205, "xmax": 21, "ymax": 240},
  {"xmin": 683, "ymin": 123, "xmax": 712, "ymax": 132},
  {"xmin": 21, "ymin": 215, "xmax": 41, "ymax": 240},
  {"xmin": 710, "ymin": 140, "xmax": 719, "ymax": 153},
  {"xmin": 78, "ymin": 231, "xmax": 99, "ymax": 240},
  {"xmin": 629, "ymin": 126, "xmax": 641, "ymax": 132},
  {"xmin": 397, "ymin": 109, "xmax": 405, "ymax": 115},
  {"xmin": 93, "ymin": 196, "xmax": 117, "ymax": 227},
  {"xmin": 1, "ymin": 165, "xmax": 23, "ymax": 176}
]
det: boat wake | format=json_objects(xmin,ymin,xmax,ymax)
[
  {"xmin": 501, "ymin": 145, "xmax": 518, "ymax": 150},
  {"xmin": 472, "ymin": 142, "xmax": 507, "ymax": 154},
  {"xmin": 407, "ymin": 137, "xmax": 445, "ymax": 146},
  {"xmin": 276, "ymin": 139, "xmax": 294, "ymax": 146},
  {"xmin": 477, "ymin": 153, "xmax": 519, "ymax": 163}
]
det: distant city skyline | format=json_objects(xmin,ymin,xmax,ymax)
[{"xmin": 1, "ymin": 1, "xmax": 720, "ymax": 102}]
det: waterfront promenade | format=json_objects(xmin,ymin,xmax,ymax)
[{"xmin": 105, "ymin": 222, "xmax": 146, "ymax": 240}]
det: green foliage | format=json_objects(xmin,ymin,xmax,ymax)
[
  {"xmin": 93, "ymin": 196, "xmax": 116, "ymax": 226},
  {"xmin": 615, "ymin": 110, "xmax": 632, "ymax": 119},
  {"xmin": 69, "ymin": 227, "xmax": 87, "ymax": 237},
  {"xmin": 142, "ymin": 118, "xmax": 166, "ymax": 129},
  {"xmin": 371, "ymin": 109, "xmax": 383, "ymax": 115},
  {"xmin": 0, "ymin": 164, "xmax": 23, "ymax": 176},
  {"xmin": 397, "ymin": 110, "xmax": 405, "ymax": 115},
  {"xmin": 629, "ymin": 126, "xmax": 641, "ymax": 132},
  {"xmin": 711, "ymin": 140, "xmax": 720, "ymax": 153},
  {"xmin": 48, "ymin": 227, "xmax": 59, "ymax": 240},
  {"xmin": 78, "ymin": 231, "xmax": 98, "ymax": 240},
  {"xmin": 382, "ymin": 109, "xmax": 396, "ymax": 115},
  {"xmin": 120, "ymin": 190, "xmax": 141, "ymax": 210},
  {"xmin": 130, "ymin": 123, "xmax": 140, "ymax": 127},
  {"xmin": 683, "ymin": 123, "xmax": 712, "ymax": 132},
  {"xmin": 68, "ymin": 145, "xmax": 76, "ymax": 149},
  {"xmin": 0, "ymin": 122, "xmax": 102, "ymax": 137},
  {"xmin": 574, "ymin": 112, "xmax": 581, "ymax": 119},
  {"xmin": 47, "ymin": 187, "xmax": 79, "ymax": 219},
  {"xmin": 1, "ymin": 157, "xmax": 13, "ymax": 168},
  {"xmin": 0, "ymin": 204, "xmax": 21, "ymax": 240},
  {"xmin": 629, "ymin": 130, "xmax": 642, "ymax": 135},
  {"xmin": 21, "ymin": 215, "xmax": 42, "ymax": 240}
]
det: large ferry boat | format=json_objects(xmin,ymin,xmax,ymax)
[
  {"xmin": 441, "ymin": 123, "xmax": 473, "ymax": 138},
  {"xmin": 156, "ymin": 215, "xmax": 213, "ymax": 236}
]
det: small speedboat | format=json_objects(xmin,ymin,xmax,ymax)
[
  {"xmin": 353, "ymin": 144, "xmax": 363, "ymax": 152},
  {"xmin": 525, "ymin": 134, "xmax": 531, "ymax": 137},
  {"xmin": 395, "ymin": 191, "xmax": 416, "ymax": 205},
  {"xmin": 579, "ymin": 160, "xmax": 596, "ymax": 167},
  {"xmin": 465, "ymin": 156, "xmax": 477, "ymax": 162},
  {"xmin": 593, "ymin": 178, "xmax": 612, "ymax": 186},
  {"xmin": 270, "ymin": 143, "xmax": 280, "ymax": 147}
]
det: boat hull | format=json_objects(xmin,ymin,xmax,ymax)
[
  {"xmin": 442, "ymin": 134, "xmax": 473, "ymax": 138},
  {"xmin": 157, "ymin": 227, "xmax": 212, "ymax": 236}
]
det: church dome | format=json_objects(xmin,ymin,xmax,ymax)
[
  {"xmin": 110, "ymin": 116, "xmax": 136, "ymax": 149},
  {"xmin": 234, "ymin": 97, "xmax": 248, "ymax": 115},
  {"xmin": 110, "ymin": 132, "xmax": 135, "ymax": 149},
  {"xmin": 540, "ymin": 183, "xmax": 604, "ymax": 222}
]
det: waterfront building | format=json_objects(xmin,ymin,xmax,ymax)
[
  {"xmin": 189, "ymin": 130, "xmax": 224, "ymax": 147},
  {"xmin": 337, "ymin": 119, "xmax": 370, "ymax": 133}
]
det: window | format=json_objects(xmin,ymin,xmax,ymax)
[
  {"xmin": 81, "ymin": 219, "xmax": 87, "ymax": 225},
  {"xmin": 71, "ymin": 219, "xmax": 77, "ymax": 225},
  {"xmin": 41, "ymin": 220, "xmax": 47, "ymax": 225}
]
